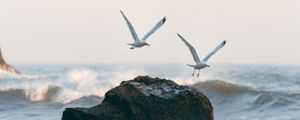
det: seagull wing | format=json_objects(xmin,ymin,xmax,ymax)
[
  {"xmin": 202, "ymin": 40, "xmax": 226, "ymax": 62},
  {"xmin": 141, "ymin": 17, "xmax": 166, "ymax": 41},
  {"xmin": 120, "ymin": 10, "xmax": 139, "ymax": 41},
  {"xmin": 177, "ymin": 33, "xmax": 201, "ymax": 63}
]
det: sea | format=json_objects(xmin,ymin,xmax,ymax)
[{"xmin": 0, "ymin": 64, "xmax": 300, "ymax": 120}]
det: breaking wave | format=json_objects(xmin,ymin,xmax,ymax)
[
  {"xmin": 192, "ymin": 80, "xmax": 300, "ymax": 115},
  {"xmin": 193, "ymin": 80, "xmax": 255, "ymax": 94},
  {"xmin": 0, "ymin": 85, "xmax": 61, "ymax": 102},
  {"xmin": 0, "ymin": 67, "xmax": 147, "ymax": 104}
]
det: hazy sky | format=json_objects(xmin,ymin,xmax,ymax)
[{"xmin": 0, "ymin": 0, "xmax": 299, "ymax": 64}]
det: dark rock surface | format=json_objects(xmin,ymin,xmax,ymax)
[{"xmin": 62, "ymin": 76, "xmax": 214, "ymax": 120}]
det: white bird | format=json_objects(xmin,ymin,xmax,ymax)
[
  {"xmin": 177, "ymin": 33, "xmax": 226, "ymax": 77},
  {"xmin": 120, "ymin": 10, "xmax": 166, "ymax": 49}
]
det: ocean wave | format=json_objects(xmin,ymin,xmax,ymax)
[
  {"xmin": 1, "ymin": 65, "xmax": 300, "ymax": 110},
  {"xmin": 192, "ymin": 80, "xmax": 256, "ymax": 94},
  {"xmin": 0, "ymin": 89, "xmax": 26, "ymax": 102},
  {"xmin": 0, "ymin": 68, "xmax": 143, "ymax": 104},
  {"xmin": 192, "ymin": 80, "xmax": 300, "ymax": 111},
  {"xmin": 0, "ymin": 86, "xmax": 103, "ymax": 105},
  {"xmin": 252, "ymin": 91, "xmax": 298, "ymax": 109},
  {"xmin": 0, "ymin": 85, "xmax": 61, "ymax": 102},
  {"xmin": 24, "ymin": 85, "xmax": 61, "ymax": 102}
]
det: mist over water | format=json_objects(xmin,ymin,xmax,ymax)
[{"xmin": 0, "ymin": 64, "xmax": 300, "ymax": 120}]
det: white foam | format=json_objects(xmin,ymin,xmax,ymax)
[
  {"xmin": 131, "ymin": 82, "xmax": 191, "ymax": 99},
  {"xmin": 0, "ymin": 67, "xmax": 147, "ymax": 103},
  {"xmin": 24, "ymin": 84, "xmax": 51, "ymax": 102},
  {"xmin": 67, "ymin": 68, "xmax": 97, "ymax": 84}
]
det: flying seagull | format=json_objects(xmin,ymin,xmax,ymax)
[
  {"xmin": 177, "ymin": 33, "xmax": 226, "ymax": 77},
  {"xmin": 120, "ymin": 10, "xmax": 166, "ymax": 49}
]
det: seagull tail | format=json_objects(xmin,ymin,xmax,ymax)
[
  {"xmin": 186, "ymin": 64, "xmax": 195, "ymax": 68},
  {"xmin": 127, "ymin": 43, "xmax": 134, "ymax": 46}
]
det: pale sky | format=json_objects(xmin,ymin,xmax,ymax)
[{"xmin": 0, "ymin": 0, "xmax": 299, "ymax": 64}]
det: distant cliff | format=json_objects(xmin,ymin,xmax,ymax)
[
  {"xmin": 0, "ymin": 48, "xmax": 20, "ymax": 74},
  {"xmin": 62, "ymin": 76, "xmax": 214, "ymax": 120}
]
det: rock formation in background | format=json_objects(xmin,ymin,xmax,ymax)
[
  {"xmin": 62, "ymin": 76, "xmax": 214, "ymax": 120},
  {"xmin": 0, "ymin": 48, "xmax": 21, "ymax": 75}
]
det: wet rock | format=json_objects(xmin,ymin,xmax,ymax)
[{"xmin": 62, "ymin": 76, "xmax": 214, "ymax": 120}]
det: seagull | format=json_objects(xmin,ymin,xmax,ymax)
[
  {"xmin": 177, "ymin": 33, "xmax": 226, "ymax": 77},
  {"xmin": 120, "ymin": 10, "xmax": 166, "ymax": 49}
]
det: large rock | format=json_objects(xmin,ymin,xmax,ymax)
[{"xmin": 62, "ymin": 76, "xmax": 214, "ymax": 120}]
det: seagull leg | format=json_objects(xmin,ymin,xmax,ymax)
[
  {"xmin": 197, "ymin": 70, "xmax": 200, "ymax": 77},
  {"xmin": 130, "ymin": 47, "xmax": 134, "ymax": 50},
  {"xmin": 192, "ymin": 69, "xmax": 195, "ymax": 76}
]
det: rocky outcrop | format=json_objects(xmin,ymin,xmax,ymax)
[
  {"xmin": 0, "ymin": 48, "xmax": 21, "ymax": 75},
  {"xmin": 62, "ymin": 76, "xmax": 214, "ymax": 120}
]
